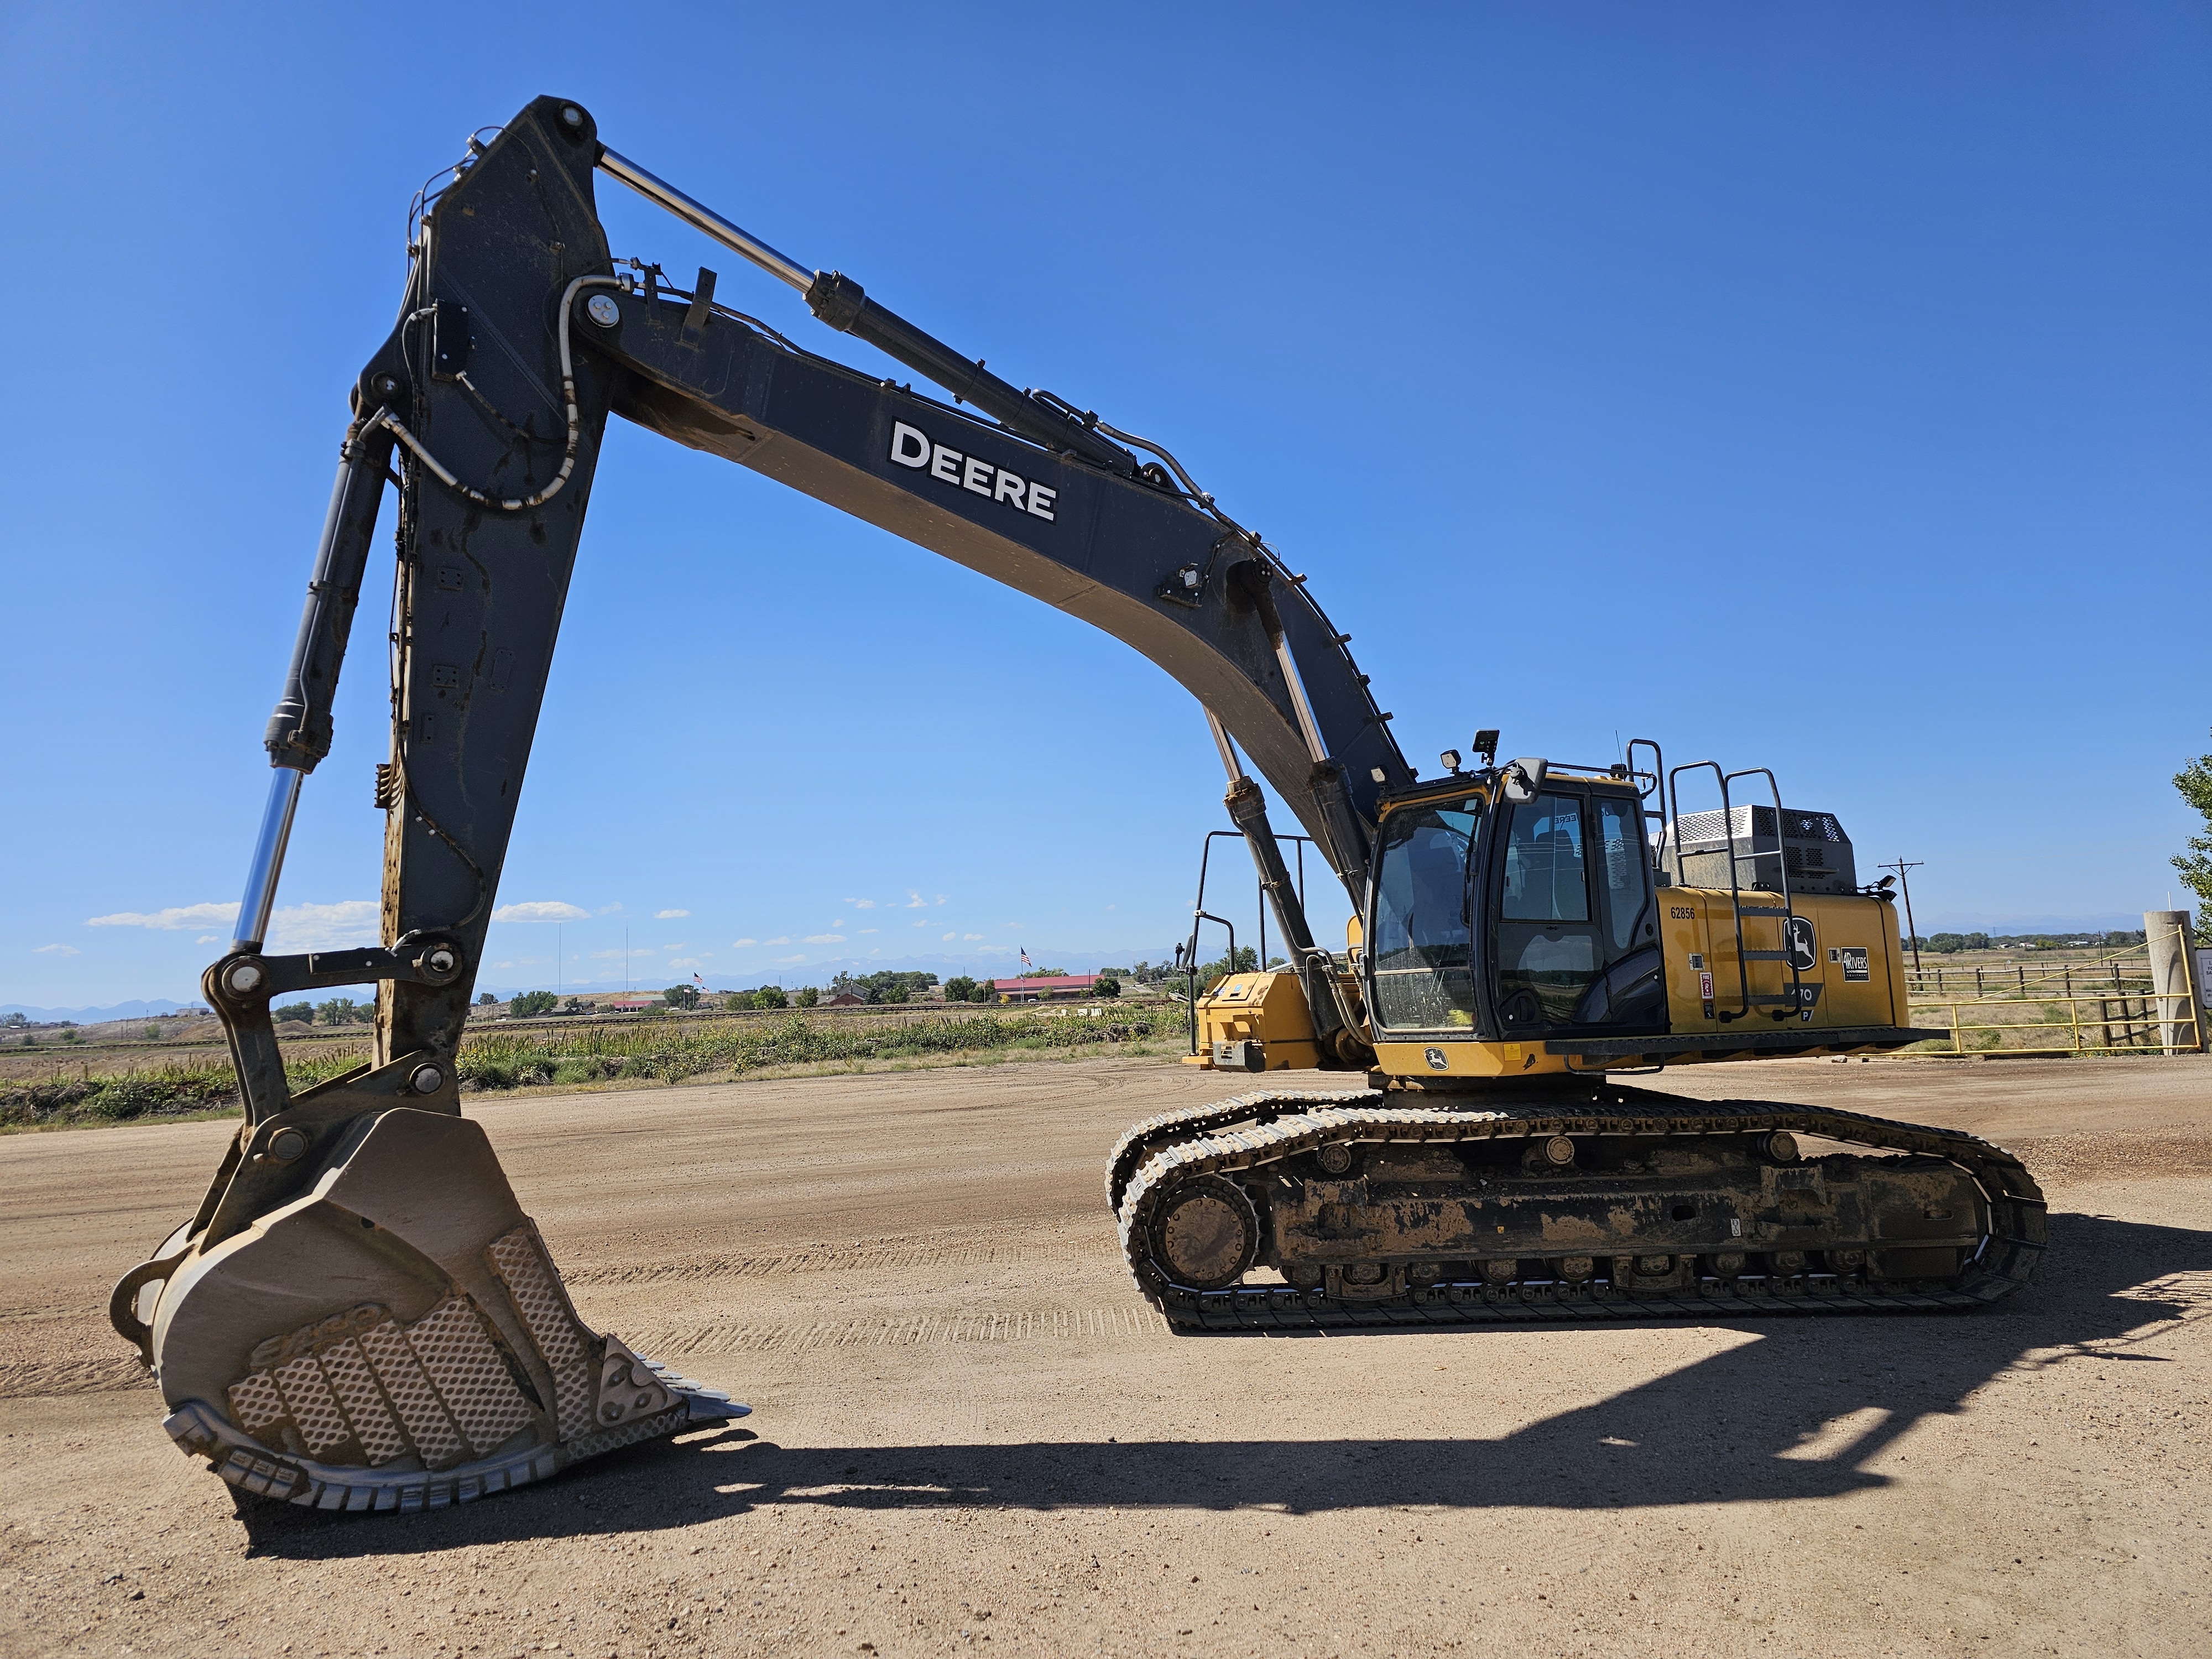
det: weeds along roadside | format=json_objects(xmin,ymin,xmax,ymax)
[{"xmin": 0, "ymin": 1005, "xmax": 1191, "ymax": 1131}]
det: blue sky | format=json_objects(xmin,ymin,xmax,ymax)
[{"xmin": 2, "ymin": 2, "xmax": 2205, "ymax": 1008}]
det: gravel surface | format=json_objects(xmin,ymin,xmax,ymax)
[{"xmin": 3, "ymin": 1053, "xmax": 2208, "ymax": 1658}]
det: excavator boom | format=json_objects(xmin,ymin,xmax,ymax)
[{"xmin": 117, "ymin": 96, "xmax": 1408, "ymax": 1511}]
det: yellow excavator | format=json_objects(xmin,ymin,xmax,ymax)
[{"xmin": 112, "ymin": 99, "xmax": 2044, "ymax": 1515}]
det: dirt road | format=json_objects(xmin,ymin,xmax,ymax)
[{"xmin": 4, "ymin": 1053, "xmax": 2208, "ymax": 1657}]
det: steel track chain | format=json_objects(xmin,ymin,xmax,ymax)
[
  {"xmin": 1103, "ymin": 1083, "xmax": 1381, "ymax": 1213},
  {"xmin": 1112, "ymin": 1092, "xmax": 2047, "ymax": 1331}
]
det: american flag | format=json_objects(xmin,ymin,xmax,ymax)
[
  {"xmin": 692, "ymin": 972, "xmax": 705, "ymax": 986},
  {"xmin": 1019, "ymin": 947, "xmax": 1032, "ymax": 969}
]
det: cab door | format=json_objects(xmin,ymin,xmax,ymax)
[{"xmin": 1488, "ymin": 786, "xmax": 1663, "ymax": 1036}]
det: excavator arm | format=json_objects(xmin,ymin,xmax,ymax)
[{"xmin": 117, "ymin": 95, "xmax": 1409, "ymax": 1511}]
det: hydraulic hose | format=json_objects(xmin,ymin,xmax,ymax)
[{"xmin": 367, "ymin": 274, "xmax": 620, "ymax": 513}]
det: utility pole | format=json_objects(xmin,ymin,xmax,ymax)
[{"xmin": 1882, "ymin": 859, "xmax": 1926, "ymax": 973}]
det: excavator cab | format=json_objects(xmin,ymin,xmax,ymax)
[{"xmin": 1365, "ymin": 767, "xmax": 1667, "ymax": 1066}]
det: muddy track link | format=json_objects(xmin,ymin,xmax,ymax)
[
  {"xmin": 1104, "ymin": 1085, "xmax": 1380, "ymax": 1213},
  {"xmin": 1112, "ymin": 1089, "xmax": 2046, "ymax": 1331}
]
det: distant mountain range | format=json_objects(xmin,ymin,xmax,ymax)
[
  {"xmin": 3, "ymin": 948, "xmax": 1162, "ymax": 1019},
  {"xmin": 0, "ymin": 998, "xmax": 205, "ymax": 1022},
  {"xmin": 476, "ymin": 945, "xmax": 1168, "ymax": 999}
]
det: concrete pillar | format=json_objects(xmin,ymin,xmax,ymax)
[{"xmin": 2144, "ymin": 911, "xmax": 2205, "ymax": 1055}]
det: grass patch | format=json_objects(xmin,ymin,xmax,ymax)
[{"xmin": 1, "ymin": 1006, "xmax": 1188, "ymax": 1130}]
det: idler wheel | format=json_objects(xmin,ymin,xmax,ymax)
[{"xmin": 1150, "ymin": 1174, "xmax": 1260, "ymax": 1291}]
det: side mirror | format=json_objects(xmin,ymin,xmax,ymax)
[{"xmin": 1501, "ymin": 757, "xmax": 1548, "ymax": 805}]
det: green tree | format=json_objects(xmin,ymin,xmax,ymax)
[
  {"xmin": 2174, "ymin": 736, "xmax": 2212, "ymax": 937},
  {"xmin": 478, "ymin": 991, "xmax": 498, "ymax": 1005},
  {"xmin": 834, "ymin": 969, "xmax": 941, "ymax": 1004},
  {"xmin": 752, "ymin": 984, "xmax": 789, "ymax": 1010},
  {"xmin": 1093, "ymin": 974, "xmax": 1121, "ymax": 999},
  {"xmin": 315, "ymin": 996, "xmax": 364, "ymax": 1026},
  {"xmin": 795, "ymin": 985, "xmax": 819, "ymax": 1008},
  {"xmin": 1196, "ymin": 945, "xmax": 1259, "ymax": 983},
  {"xmin": 511, "ymin": 990, "xmax": 558, "ymax": 1018},
  {"xmin": 273, "ymin": 1001, "xmax": 314, "ymax": 1025},
  {"xmin": 664, "ymin": 983, "xmax": 702, "ymax": 1011},
  {"xmin": 943, "ymin": 975, "xmax": 977, "ymax": 1003}
]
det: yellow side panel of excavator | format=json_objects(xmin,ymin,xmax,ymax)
[
  {"xmin": 1181, "ymin": 971, "xmax": 1322, "ymax": 1072},
  {"xmin": 1660, "ymin": 887, "xmax": 1904, "ymax": 1035}
]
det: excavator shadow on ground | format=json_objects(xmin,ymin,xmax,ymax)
[{"xmin": 235, "ymin": 1209, "xmax": 2210, "ymax": 1558}]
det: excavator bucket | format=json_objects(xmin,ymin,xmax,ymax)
[{"xmin": 112, "ymin": 1106, "xmax": 742, "ymax": 1511}]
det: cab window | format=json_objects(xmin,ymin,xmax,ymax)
[
  {"xmin": 1369, "ymin": 800, "xmax": 1481, "ymax": 1030},
  {"xmin": 1596, "ymin": 794, "xmax": 1651, "ymax": 952},
  {"xmin": 1501, "ymin": 794, "xmax": 1589, "ymax": 921}
]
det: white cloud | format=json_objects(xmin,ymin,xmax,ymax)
[
  {"xmin": 655, "ymin": 909, "xmax": 690, "ymax": 920},
  {"xmin": 904, "ymin": 892, "xmax": 927, "ymax": 908},
  {"xmin": 774, "ymin": 953, "xmax": 806, "ymax": 963},
  {"xmin": 87, "ymin": 901, "xmax": 238, "ymax": 931},
  {"xmin": 33, "ymin": 943, "xmax": 79, "ymax": 956},
  {"xmin": 858, "ymin": 928, "xmax": 878, "ymax": 935},
  {"xmin": 732, "ymin": 937, "xmax": 758, "ymax": 947},
  {"xmin": 943, "ymin": 932, "xmax": 957, "ymax": 942},
  {"xmin": 668, "ymin": 957, "xmax": 705, "ymax": 971},
  {"xmin": 196, "ymin": 935, "xmax": 221, "ymax": 944},
  {"xmin": 935, "ymin": 895, "xmax": 947, "ymax": 906},
  {"xmin": 962, "ymin": 932, "xmax": 984, "ymax": 941},
  {"xmin": 1105, "ymin": 904, "xmax": 1115, "ymax": 911},
  {"xmin": 848, "ymin": 899, "xmax": 877, "ymax": 910},
  {"xmin": 267, "ymin": 900, "xmax": 380, "ymax": 953},
  {"xmin": 590, "ymin": 946, "xmax": 655, "ymax": 960},
  {"xmin": 803, "ymin": 933, "xmax": 846, "ymax": 944},
  {"xmin": 763, "ymin": 936, "xmax": 790, "ymax": 946},
  {"xmin": 597, "ymin": 903, "xmax": 623, "ymax": 915},
  {"xmin": 1003, "ymin": 922, "xmax": 1026, "ymax": 930},
  {"xmin": 492, "ymin": 900, "xmax": 588, "ymax": 924}
]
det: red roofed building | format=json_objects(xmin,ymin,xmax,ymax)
[{"xmin": 989, "ymin": 974, "xmax": 1099, "ymax": 1003}]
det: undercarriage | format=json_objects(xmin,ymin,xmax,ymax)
[{"xmin": 1109, "ymin": 1084, "xmax": 2046, "ymax": 1329}]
